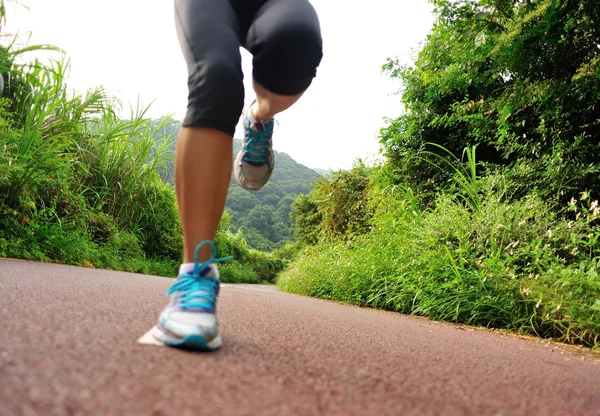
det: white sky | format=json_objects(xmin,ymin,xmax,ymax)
[{"xmin": 4, "ymin": 0, "xmax": 434, "ymax": 170}]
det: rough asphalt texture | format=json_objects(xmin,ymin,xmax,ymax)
[{"xmin": 1, "ymin": 259, "xmax": 599, "ymax": 416}]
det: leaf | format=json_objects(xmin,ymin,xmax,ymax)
[{"xmin": 475, "ymin": 32, "xmax": 487, "ymax": 47}]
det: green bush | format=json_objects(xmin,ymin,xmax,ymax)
[
  {"xmin": 0, "ymin": 35, "xmax": 180, "ymax": 277},
  {"xmin": 279, "ymin": 0, "xmax": 600, "ymax": 350},
  {"xmin": 87, "ymin": 211, "xmax": 117, "ymax": 245},
  {"xmin": 135, "ymin": 178, "xmax": 182, "ymax": 262},
  {"xmin": 215, "ymin": 217, "xmax": 285, "ymax": 283},
  {"xmin": 280, "ymin": 172, "xmax": 600, "ymax": 348},
  {"xmin": 219, "ymin": 262, "xmax": 260, "ymax": 284},
  {"xmin": 277, "ymin": 0, "xmax": 597, "ymax": 350},
  {"xmin": 380, "ymin": 0, "xmax": 600, "ymax": 205}
]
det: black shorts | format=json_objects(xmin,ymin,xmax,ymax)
[{"xmin": 174, "ymin": 0, "xmax": 323, "ymax": 136}]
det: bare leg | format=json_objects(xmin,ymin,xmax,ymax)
[
  {"xmin": 175, "ymin": 127, "xmax": 232, "ymax": 263},
  {"xmin": 177, "ymin": 82, "xmax": 307, "ymax": 263},
  {"xmin": 251, "ymin": 79, "xmax": 304, "ymax": 121}
]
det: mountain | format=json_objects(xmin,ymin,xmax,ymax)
[
  {"xmin": 155, "ymin": 120, "xmax": 323, "ymax": 251},
  {"xmin": 312, "ymin": 168, "xmax": 330, "ymax": 177},
  {"xmin": 225, "ymin": 139, "xmax": 322, "ymax": 251}
]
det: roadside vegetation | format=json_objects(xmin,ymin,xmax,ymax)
[
  {"xmin": 279, "ymin": 0, "xmax": 600, "ymax": 349},
  {"xmin": 0, "ymin": 5, "xmax": 284, "ymax": 283}
]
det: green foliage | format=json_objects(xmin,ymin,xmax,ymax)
[
  {"xmin": 215, "ymin": 213, "xmax": 285, "ymax": 283},
  {"xmin": 225, "ymin": 140, "xmax": 323, "ymax": 251},
  {"xmin": 157, "ymin": 127, "xmax": 324, "ymax": 251},
  {"xmin": 76, "ymin": 108, "xmax": 175, "ymax": 236},
  {"xmin": 271, "ymin": 241, "xmax": 304, "ymax": 262},
  {"xmin": 280, "ymin": 0, "xmax": 600, "ymax": 350},
  {"xmin": 282, "ymin": 0, "xmax": 600, "ymax": 343},
  {"xmin": 288, "ymin": 161, "xmax": 375, "ymax": 245},
  {"xmin": 380, "ymin": 0, "xmax": 600, "ymax": 204},
  {"xmin": 420, "ymin": 144, "xmax": 481, "ymax": 211},
  {"xmin": 136, "ymin": 179, "xmax": 182, "ymax": 261},
  {"xmin": 313, "ymin": 160, "xmax": 374, "ymax": 240},
  {"xmin": 280, "ymin": 172, "xmax": 600, "ymax": 348},
  {"xmin": 0, "ymin": 31, "xmax": 181, "ymax": 276},
  {"xmin": 290, "ymin": 194, "xmax": 322, "ymax": 245}
]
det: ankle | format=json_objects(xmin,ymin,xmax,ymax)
[{"xmin": 250, "ymin": 101, "xmax": 274, "ymax": 122}]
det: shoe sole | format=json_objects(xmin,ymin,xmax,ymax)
[
  {"xmin": 234, "ymin": 149, "xmax": 272, "ymax": 191},
  {"xmin": 153, "ymin": 325, "xmax": 222, "ymax": 351},
  {"xmin": 164, "ymin": 334, "xmax": 222, "ymax": 351}
]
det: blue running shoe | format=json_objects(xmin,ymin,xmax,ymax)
[
  {"xmin": 154, "ymin": 241, "xmax": 231, "ymax": 351},
  {"xmin": 234, "ymin": 102, "xmax": 275, "ymax": 190}
]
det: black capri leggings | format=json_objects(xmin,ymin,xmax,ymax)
[{"xmin": 174, "ymin": 0, "xmax": 323, "ymax": 136}]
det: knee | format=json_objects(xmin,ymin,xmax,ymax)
[
  {"xmin": 253, "ymin": 21, "xmax": 323, "ymax": 95},
  {"xmin": 185, "ymin": 57, "xmax": 244, "ymax": 134},
  {"xmin": 264, "ymin": 21, "xmax": 323, "ymax": 71},
  {"xmin": 191, "ymin": 56, "xmax": 243, "ymax": 104}
]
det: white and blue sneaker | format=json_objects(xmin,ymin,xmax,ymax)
[
  {"xmin": 153, "ymin": 241, "xmax": 231, "ymax": 351},
  {"xmin": 234, "ymin": 102, "xmax": 275, "ymax": 191}
]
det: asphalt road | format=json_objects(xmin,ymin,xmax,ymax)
[{"xmin": 1, "ymin": 259, "xmax": 599, "ymax": 416}]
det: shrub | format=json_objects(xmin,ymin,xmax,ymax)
[{"xmin": 280, "ymin": 171, "xmax": 600, "ymax": 348}]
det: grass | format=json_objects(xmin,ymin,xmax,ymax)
[
  {"xmin": 278, "ymin": 167, "xmax": 600, "ymax": 349},
  {"xmin": 0, "ymin": 43, "xmax": 183, "ymax": 276},
  {"xmin": 0, "ymin": 30, "xmax": 283, "ymax": 284}
]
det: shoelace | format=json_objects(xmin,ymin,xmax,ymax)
[
  {"xmin": 243, "ymin": 118, "xmax": 274, "ymax": 164},
  {"xmin": 166, "ymin": 241, "xmax": 233, "ymax": 310}
]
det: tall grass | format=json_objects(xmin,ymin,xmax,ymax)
[
  {"xmin": 0, "ymin": 30, "xmax": 183, "ymax": 275},
  {"xmin": 0, "ymin": 29, "xmax": 286, "ymax": 283},
  {"xmin": 75, "ymin": 103, "xmax": 175, "ymax": 231},
  {"xmin": 279, "ymin": 148, "xmax": 600, "ymax": 349},
  {"xmin": 420, "ymin": 143, "xmax": 480, "ymax": 212}
]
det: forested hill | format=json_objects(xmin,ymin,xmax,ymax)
[
  {"xmin": 156, "ymin": 122, "xmax": 325, "ymax": 251},
  {"xmin": 225, "ymin": 139, "xmax": 323, "ymax": 251}
]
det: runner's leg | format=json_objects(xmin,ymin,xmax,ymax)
[
  {"xmin": 174, "ymin": 0, "xmax": 244, "ymax": 262},
  {"xmin": 246, "ymin": 0, "xmax": 323, "ymax": 120}
]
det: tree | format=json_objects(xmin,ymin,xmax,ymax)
[
  {"xmin": 290, "ymin": 193, "xmax": 321, "ymax": 245},
  {"xmin": 290, "ymin": 161, "xmax": 374, "ymax": 244},
  {"xmin": 380, "ymin": 0, "xmax": 600, "ymax": 205}
]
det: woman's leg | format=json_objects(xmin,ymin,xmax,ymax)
[
  {"xmin": 234, "ymin": 0, "xmax": 323, "ymax": 190},
  {"xmin": 175, "ymin": 128, "xmax": 232, "ymax": 264},
  {"xmin": 247, "ymin": 0, "xmax": 323, "ymax": 102},
  {"xmin": 174, "ymin": 0, "xmax": 244, "ymax": 263},
  {"xmin": 153, "ymin": 0, "xmax": 244, "ymax": 351}
]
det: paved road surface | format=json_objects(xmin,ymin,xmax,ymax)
[{"xmin": 1, "ymin": 259, "xmax": 599, "ymax": 415}]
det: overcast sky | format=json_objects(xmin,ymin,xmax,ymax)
[{"xmin": 5, "ymin": 0, "xmax": 435, "ymax": 170}]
